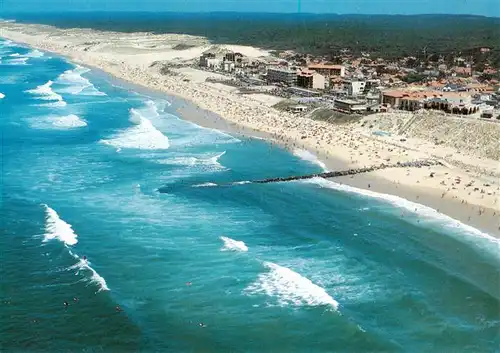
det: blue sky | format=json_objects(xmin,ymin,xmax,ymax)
[{"xmin": 3, "ymin": 0, "xmax": 499, "ymax": 17}]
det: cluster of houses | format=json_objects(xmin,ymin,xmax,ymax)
[{"xmin": 198, "ymin": 46, "xmax": 500, "ymax": 118}]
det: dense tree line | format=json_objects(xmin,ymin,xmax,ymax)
[{"xmin": 10, "ymin": 12, "xmax": 500, "ymax": 66}]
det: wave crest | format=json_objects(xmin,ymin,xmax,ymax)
[
  {"xmin": 55, "ymin": 65, "xmax": 106, "ymax": 96},
  {"xmin": 220, "ymin": 236, "xmax": 248, "ymax": 252},
  {"xmin": 43, "ymin": 204, "xmax": 78, "ymax": 246},
  {"xmin": 100, "ymin": 104, "xmax": 170, "ymax": 150},
  {"xmin": 245, "ymin": 261, "xmax": 339, "ymax": 309},
  {"xmin": 68, "ymin": 251, "xmax": 110, "ymax": 292}
]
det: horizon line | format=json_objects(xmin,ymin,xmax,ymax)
[{"xmin": 2, "ymin": 11, "xmax": 499, "ymax": 19}]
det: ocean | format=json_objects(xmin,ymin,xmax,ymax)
[{"xmin": 1, "ymin": 39, "xmax": 499, "ymax": 352}]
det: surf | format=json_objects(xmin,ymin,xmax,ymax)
[
  {"xmin": 293, "ymin": 149, "xmax": 328, "ymax": 171},
  {"xmin": 30, "ymin": 114, "xmax": 87, "ymax": 130},
  {"xmin": 99, "ymin": 103, "xmax": 170, "ymax": 150},
  {"xmin": 26, "ymin": 80, "xmax": 66, "ymax": 105},
  {"xmin": 68, "ymin": 251, "xmax": 110, "ymax": 292},
  {"xmin": 43, "ymin": 204, "xmax": 78, "ymax": 246},
  {"xmin": 304, "ymin": 178, "xmax": 500, "ymax": 250},
  {"xmin": 55, "ymin": 65, "xmax": 106, "ymax": 96},
  {"xmin": 220, "ymin": 236, "xmax": 248, "ymax": 252},
  {"xmin": 246, "ymin": 261, "xmax": 339, "ymax": 310}
]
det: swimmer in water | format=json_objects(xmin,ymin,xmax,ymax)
[
  {"xmin": 64, "ymin": 301, "xmax": 69, "ymax": 307},
  {"xmin": 116, "ymin": 305, "xmax": 122, "ymax": 312},
  {"xmin": 199, "ymin": 323, "xmax": 206, "ymax": 328},
  {"xmin": 83, "ymin": 256, "xmax": 87, "ymax": 261}
]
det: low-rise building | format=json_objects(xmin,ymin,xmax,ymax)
[
  {"xmin": 200, "ymin": 53, "xmax": 221, "ymax": 69},
  {"xmin": 334, "ymin": 99, "xmax": 367, "ymax": 113},
  {"xmin": 345, "ymin": 80, "xmax": 366, "ymax": 96},
  {"xmin": 266, "ymin": 67, "xmax": 297, "ymax": 85}
]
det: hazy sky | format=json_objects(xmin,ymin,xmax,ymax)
[{"xmin": 3, "ymin": 0, "xmax": 499, "ymax": 17}]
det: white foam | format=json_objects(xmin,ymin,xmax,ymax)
[
  {"xmin": 26, "ymin": 80, "xmax": 65, "ymax": 105},
  {"xmin": 160, "ymin": 151, "xmax": 226, "ymax": 169},
  {"xmin": 36, "ymin": 100, "xmax": 67, "ymax": 108},
  {"xmin": 9, "ymin": 49, "xmax": 43, "ymax": 58},
  {"xmin": 246, "ymin": 261, "xmax": 339, "ymax": 309},
  {"xmin": 304, "ymin": 178, "xmax": 500, "ymax": 246},
  {"xmin": 25, "ymin": 49, "xmax": 44, "ymax": 58},
  {"xmin": 192, "ymin": 182, "xmax": 218, "ymax": 188},
  {"xmin": 220, "ymin": 236, "xmax": 248, "ymax": 252},
  {"xmin": 293, "ymin": 149, "xmax": 328, "ymax": 171},
  {"xmin": 100, "ymin": 106, "xmax": 170, "ymax": 150},
  {"xmin": 55, "ymin": 65, "xmax": 106, "ymax": 96},
  {"xmin": 30, "ymin": 114, "xmax": 87, "ymax": 130},
  {"xmin": 0, "ymin": 93, "xmax": 4, "ymax": 99},
  {"xmin": 68, "ymin": 251, "xmax": 110, "ymax": 292},
  {"xmin": 43, "ymin": 204, "xmax": 78, "ymax": 246},
  {"xmin": 3, "ymin": 57, "xmax": 28, "ymax": 65},
  {"xmin": 234, "ymin": 181, "xmax": 251, "ymax": 185}
]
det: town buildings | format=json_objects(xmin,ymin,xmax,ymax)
[
  {"xmin": 308, "ymin": 64, "xmax": 345, "ymax": 77},
  {"xmin": 266, "ymin": 67, "xmax": 297, "ymax": 85},
  {"xmin": 297, "ymin": 69, "xmax": 327, "ymax": 90}
]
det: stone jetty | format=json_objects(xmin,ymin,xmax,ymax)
[
  {"xmin": 158, "ymin": 159, "xmax": 442, "ymax": 193},
  {"xmin": 230, "ymin": 159, "xmax": 442, "ymax": 185}
]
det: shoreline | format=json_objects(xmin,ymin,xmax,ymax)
[{"xmin": 1, "ymin": 27, "xmax": 499, "ymax": 238}]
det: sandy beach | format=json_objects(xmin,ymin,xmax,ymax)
[{"xmin": 1, "ymin": 21, "xmax": 499, "ymax": 237}]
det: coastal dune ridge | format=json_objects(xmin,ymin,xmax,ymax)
[{"xmin": 1, "ymin": 20, "xmax": 498, "ymax": 237}]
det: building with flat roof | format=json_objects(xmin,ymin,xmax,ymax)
[
  {"xmin": 297, "ymin": 69, "xmax": 327, "ymax": 90},
  {"xmin": 308, "ymin": 64, "xmax": 345, "ymax": 77},
  {"xmin": 334, "ymin": 99, "xmax": 367, "ymax": 113},
  {"xmin": 266, "ymin": 67, "xmax": 297, "ymax": 85}
]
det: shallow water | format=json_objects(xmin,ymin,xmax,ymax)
[{"xmin": 1, "ymin": 39, "xmax": 499, "ymax": 352}]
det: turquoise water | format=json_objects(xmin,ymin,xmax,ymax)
[{"xmin": 1, "ymin": 39, "xmax": 499, "ymax": 352}]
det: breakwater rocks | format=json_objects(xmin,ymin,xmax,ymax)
[
  {"xmin": 159, "ymin": 159, "xmax": 442, "ymax": 192},
  {"xmin": 244, "ymin": 159, "xmax": 442, "ymax": 185}
]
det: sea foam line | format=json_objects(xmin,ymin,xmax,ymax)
[
  {"xmin": 220, "ymin": 236, "xmax": 248, "ymax": 252},
  {"xmin": 293, "ymin": 149, "xmax": 328, "ymax": 171},
  {"xmin": 68, "ymin": 251, "xmax": 110, "ymax": 292},
  {"xmin": 43, "ymin": 204, "xmax": 78, "ymax": 246},
  {"xmin": 245, "ymin": 261, "xmax": 339, "ymax": 310},
  {"xmin": 304, "ymin": 177, "xmax": 500, "ymax": 246}
]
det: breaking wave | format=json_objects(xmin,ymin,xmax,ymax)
[
  {"xmin": 26, "ymin": 80, "xmax": 65, "ymax": 105},
  {"xmin": 30, "ymin": 114, "xmax": 87, "ymax": 130},
  {"xmin": 0, "ymin": 93, "xmax": 4, "ymax": 99},
  {"xmin": 220, "ymin": 236, "xmax": 248, "ymax": 252},
  {"xmin": 43, "ymin": 204, "xmax": 78, "ymax": 246},
  {"xmin": 100, "ymin": 104, "xmax": 170, "ymax": 149},
  {"xmin": 192, "ymin": 182, "xmax": 218, "ymax": 188},
  {"xmin": 304, "ymin": 178, "xmax": 500, "ymax": 248},
  {"xmin": 55, "ymin": 65, "xmax": 106, "ymax": 96},
  {"xmin": 158, "ymin": 151, "xmax": 226, "ymax": 169},
  {"xmin": 68, "ymin": 251, "xmax": 110, "ymax": 292},
  {"xmin": 2, "ymin": 57, "xmax": 28, "ymax": 65},
  {"xmin": 245, "ymin": 261, "xmax": 339, "ymax": 309},
  {"xmin": 293, "ymin": 149, "xmax": 328, "ymax": 171}
]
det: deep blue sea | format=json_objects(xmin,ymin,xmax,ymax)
[{"xmin": 1, "ymin": 39, "xmax": 499, "ymax": 352}]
